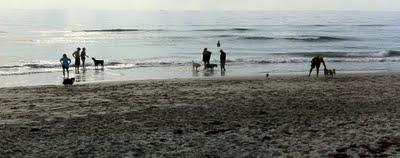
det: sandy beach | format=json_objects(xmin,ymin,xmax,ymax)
[{"xmin": 1, "ymin": 73, "xmax": 400, "ymax": 157}]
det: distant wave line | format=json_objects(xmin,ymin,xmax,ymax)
[
  {"xmin": 194, "ymin": 28, "xmax": 255, "ymax": 32},
  {"xmin": 273, "ymin": 50, "xmax": 400, "ymax": 58},
  {"xmin": 226, "ymin": 35, "xmax": 353, "ymax": 42},
  {"xmin": 77, "ymin": 29, "xmax": 166, "ymax": 32}
]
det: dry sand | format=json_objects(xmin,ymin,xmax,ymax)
[{"xmin": 1, "ymin": 73, "xmax": 400, "ymax": 157}]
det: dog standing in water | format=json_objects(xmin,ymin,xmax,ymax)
[
  {"xmin": 205, "ymin": 64, "xmax": 218, "ymax": 70},
  {"xmin": 192, "ymin": 61, "xmax": 202, "ymax": 71},
  {"xmin": 92, "ymin": 57, "xmax": 104, "ymax": 69}
]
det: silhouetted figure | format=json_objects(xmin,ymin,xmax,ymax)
[
  {"xmin": 308, "ymin": 56, "xmax": 326, "ymax": 78},
  {"xmin": 202, "ymin": 48, "xmax": 207, "ymax": 66},
  {"xmin": 220, "ymin": 49, "xmax": 226, "ymax": 71},
  {"xmin": 202, "ymin": 48, "xmax": 212, "ymax": 69},
  {"xmin": 206, "ymin": 51, "xmax": 212, "ymax": 65},
  {"xmin": 81, "ymin": 47, "xmax": 89, "ymax": 69},
  {"xmin": 60, "ymin": 54, "xmax": 71, "ymax": 78},
  {"xmin": 72, "ymin": 48, "xmax": 81, "ymax": 73},
  {"xmin": 217, "ymin": 40, "xmax": 221, "ymax": 47}
]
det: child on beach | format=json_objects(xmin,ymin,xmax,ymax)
[{"xmin": 60, "ymin": 54, "xmax": 71, "ymax": 78}]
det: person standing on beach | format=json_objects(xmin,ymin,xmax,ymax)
[
  {"xmin": 60, "ymin": 54, "xmax": 71, "ymax": 78},
  {"xmin": 72, "ymin": 48, "xmax": 81, "ymax": 73},
  {"xmin": 220, "ymin": 49, "xmax": 226, "ymax": 71},
  {"xmin": 308, "ymin": 56, "xmax": 326, "ymax": 78},
  {"xmin": 80, "ymin": 47, "xmax": 89, "ymax": 69}
]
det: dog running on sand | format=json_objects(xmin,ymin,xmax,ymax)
[
  {"xmin": 92, "ymin": 57, "xmax": 104, "ymax": 69},
  {"xmin": 324, "ymin": 68, "xmax": 336, "ymax": 78}
]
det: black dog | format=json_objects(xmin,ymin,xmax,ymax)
[
  {"xmin": 205, "ymin": 64, "xmax": 218, "ymax": 70},
  {"xmin": 92, "ymin": 57, "xmax": 104, "ymax": 69},
  {"xmin": 63, "ymin": 78, "xmax": 75, "ymax": 86}
]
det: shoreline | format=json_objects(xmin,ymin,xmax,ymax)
[
  {"xmin": 0, "ymin": 67, "xmax": 396, "ymax": 88},
  {"xmin": 1, "ymin": 72, "xmax": 400, "ymax": 157}
]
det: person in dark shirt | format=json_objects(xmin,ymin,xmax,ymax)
[
  {"xmin": 202, "ymin": 48, "xmax": 212, "ymax": 69},
  {"xmin": 202, "ymin": 48, "xmax": 208, "ymax": 67},
  {"xmin": 80, "ymin": 47, "xmax": 89, "ymax": 69},
  {"xmin": 308, "ymin": 56, "xmax": 326, "ymax": 78},
  {"xmin": 220, "ymin": 49, "xmax": 226, "ymax": 71}
]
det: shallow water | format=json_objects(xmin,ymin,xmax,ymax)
[{"xmin": 0, "ymin": 10, "xmax": 399, "ymax": 87}]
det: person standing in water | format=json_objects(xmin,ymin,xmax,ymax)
[
  {"xmin": 308, "ymin": 56, "xmax": 326, "ymax": 78},
  {"xmin": 202, "ymin": 48, "xmax": 212, "ymax": 69},
  {"xmin": 220, "ymin": 49, "xmax": 226, "ymax": 71},
  {"xmin": 72, "ymin": 47, "xmax": 81, "ymax": 73},
  {"xmin": 202, "ymin": 48, "xmax": 208, "ymax": 67},
  {"xmin": 60, "ymin": 54, "xmax": 71, "ymax": 78},
  {"xmin": 80, "ymin": 47, "xmax": 89, "ymax": 69},
  {"xmin": 217, "ymin": 40, "xmax": 221, "ymax": 47}
]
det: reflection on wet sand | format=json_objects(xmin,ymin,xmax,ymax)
[
  {"xmin": 192, "ymin": 70, "xmax": 199, "ymax": 77},
  {"xmin": 75, "ymin": 68, "xmax": 105, "ymax": 83},
  {"xmin": 192, "ymin": 69, "xmax": 226, "ymax": 78}
]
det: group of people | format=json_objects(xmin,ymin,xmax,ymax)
[
  {"xmin": 59, "ymin": 43, "xmax": 327, "ymax": 79},
  {"xmin": 59, "ymin": 47, "xmax": 89, "ymax": 78},
  {"xmin": 202, "ymin": 41, "xmax": 227, "ymax": 71}
]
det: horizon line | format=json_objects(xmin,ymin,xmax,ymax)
[{"xmin": 1, "ymin": 9, "xmax": 400, "ymax": 12}]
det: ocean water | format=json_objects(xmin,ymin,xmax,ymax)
[{"xmin": 0, "ymin": 10, "xmax": 400, "ymax": 87}]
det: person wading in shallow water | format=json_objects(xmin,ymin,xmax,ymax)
[
  {"xmin": 202, "ymin": 48, "xmax": 212, "ymax": 69},
  {"xmin": 72, "ymin": 47, "xmax": 81, "ymax": 73},
  {"xmin": 308, "ymin": 56, "xmax": 327, "ymax": 78},
  {"xmin": 220, "ymin": 49, "xmax": 226, "ymax": 71},
  {"xmin": 60, "ymin": 54, "xmax": 71, "ymax": 78},
  {"xmin": 80, "ymin": 47, "xmax": 89, "ymax": 69}
]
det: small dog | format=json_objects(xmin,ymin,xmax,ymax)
[
  {"xmin": 92, "ymin": 57, "xmax": 104, "ymax": 69},
  {"xmin": 205, "ymin": 64, "xmax": 218, "ymax": 70},
  {"xmin": 192, "ymin": 61, "xmax": 201, "ymax": 71},
  {"xmin": 324, "ymin": 68, "xmax": 336, "ymax": 78},
  {"xmin": 63, "ymin": 78, "xmax": 75, "ymax": 86}
]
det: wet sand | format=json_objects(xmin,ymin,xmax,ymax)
[{"xmin": 1, "ymin": 73, "xmax": 400, "ymax": 157}]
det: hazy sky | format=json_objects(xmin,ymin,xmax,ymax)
[{"xmin": 1, "ymin": 0, "xmax": 400, "ymax": 11}]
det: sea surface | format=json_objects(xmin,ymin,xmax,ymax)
[{"xmin": 0, "ymin": 10, "xmax": 400, "ymax": 87}]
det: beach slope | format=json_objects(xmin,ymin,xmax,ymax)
[{"xmin": 1, "ymin": 74, "xmax": 400, "ymax": 157}]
